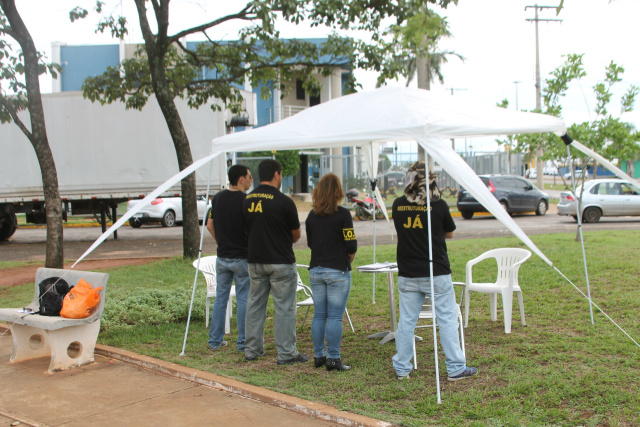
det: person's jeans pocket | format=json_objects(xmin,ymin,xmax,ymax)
[{"xmin": 398, "ymin": 276, "xmax": 422, "ymax": 294}]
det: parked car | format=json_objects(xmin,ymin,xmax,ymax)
[
  {"xmin": 457, "ymin": 175, "xmax": 549, "ymax": 219},
  {"xmin": 563, "ymin": 169, "xmax": 589, "ymax": 181},
  {"xmin": 557, "ymin": 179, "xmax": 640, "ymax": 223},
  {"xmin": 526, "ymin": 169, "xmax": 537, "ymax": 179},
  {"xmin": 381, "ymin": 171, "xmax": 406, "ymax": 192},
  {"xmin": 127, "ymin": 195, "xmax": 209, "ymax": 227},
  {"xmin": 544, "ymin": 166, "xmax": 559, "ymax": 175}
]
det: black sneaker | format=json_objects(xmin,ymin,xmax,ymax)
[
  {"xmin": 314, "ymin": 356, "xmax": 327, "ymax": 368},
  {"xmin": 326, "ymin": 358, "xmax": 351, "ymax": 371},
  {"xmin": 244, "ymin": 349, "xmax": 266, "ymax": 361},
  {"xmin": 277, "ymin": 353, "xmax": 309, "ymax": 365}
]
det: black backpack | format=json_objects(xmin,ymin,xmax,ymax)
[{"xmin": 38, "ymin": 277, "xmax": 71, "ymax": 316}]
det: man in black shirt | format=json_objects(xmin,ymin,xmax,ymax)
[
  {"xmin": 392, "ymin": 161, "xmax": 477, "ymax": 381},
  {"xmin": 242, "ymin": 160, "xmax": 307, "ymax": 365},
  {"xmin": 206, "ymin": 164, "xmax": 253, "ymax": 351}
]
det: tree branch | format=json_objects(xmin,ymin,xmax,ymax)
[
  {"xmin": 168, "ymin": 5, "xmax": 253, "ymax": 44},
  {"xmin": 0, "ymin": 95, "xmax": 32, "ymax": 141},
  {"xmin": 134, "ymin": 0, "xmax": 158, "ymax": 53}
]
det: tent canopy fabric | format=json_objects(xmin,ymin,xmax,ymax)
[
  {"xmin": 210, "ymin": 87, "xmax": 567, "ymax": 152},
  {"xmin": 209, "ymin": 86, "xmax": 567, "ymax": 266}
]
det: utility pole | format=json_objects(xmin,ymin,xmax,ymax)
[{"xmin": 525, "ymin": 4, "xmax": 562, "ymax": 189}]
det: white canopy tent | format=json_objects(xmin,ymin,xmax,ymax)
[
  {"xmin": 76, "ymin": 87, "xmax": 571, "ymax": 267},
  {"xmin": 71, "ymin": 87, "xmax": 639, "ymax": 403}
]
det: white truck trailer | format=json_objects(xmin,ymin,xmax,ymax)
[{"xmin": 0, "ymin": 91, "xmax": 255, "ymax": 240}]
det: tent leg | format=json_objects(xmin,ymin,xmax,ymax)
[
  {"xmin": 181, "ymin": 157, "xmax": 217, "ymax": 356},
  {"xmin": 566, "ymin": 146, "xmax": 595, "ymax": 325}
]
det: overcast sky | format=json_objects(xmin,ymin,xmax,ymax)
[{"xmin": 14, "ymin": 0, "xmax": 640, "ymax": 153}]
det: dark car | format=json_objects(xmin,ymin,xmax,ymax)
[
  {"xmin": 381, "ymin": 172, "xmax": 406, "ymax": 192},
  {"xmin": 457, "ymin": 175, "xmax": 549, "ymax": 219}
]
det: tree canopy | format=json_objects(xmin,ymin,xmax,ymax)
[
  {"xmin": 78, "ymin": 0, "xmax": 459, "ymax": 112},
  {"xmin": 71, "ymin": 0, "xmax": 459, "ymax": 258}
]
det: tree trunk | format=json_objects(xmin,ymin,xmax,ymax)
[
  {"xmin": 416, "ymin": 35, "xmax": 429, "ymax": 163},
  {"xmin": 2, "ymin": 0, "xmax": 64, "ymax": 267},
  {"xmin": 147, "ymin": 65, "xmax": 199, "ymax": 259}
]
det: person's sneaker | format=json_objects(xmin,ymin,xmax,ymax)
[
  {"xmin": 244, "ymin": 349, "xmax": 266, "ymax": 361},
  {"xmin": 314, "ymin": 356, "xmax": 327, "ymax": 368},
  {"xmin": 326, "ymin": 358, "xmax": 351, "ymax": 371},
  {"xmin": 208, "ymin": 341, "xmax": 228, "ymax": 351},
  {"xmin": 448, "ymin": 367, "xmax": 478, "ymax": 382},
  {"xmin": 397, "ymin": 373, "xmax": 411, "ymax": 380},
  {"xmin": 277, "ymin": 353, "xmax": 309, "ymax": 366}
]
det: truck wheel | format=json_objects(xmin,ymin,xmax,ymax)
[
  {"xmin": 129, "ymin": 217, "xmax": 142, "ymax": 228},
  {"xmin": 0, "ymin": 212, "xmax": 18, "ymax": 240},
  {"xmin": 161, "ymin": 210, "xmax": 176, "ymax": 227}
]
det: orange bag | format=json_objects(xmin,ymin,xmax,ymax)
[{"xmin": 60, "ymin": 279, "xmax": 103, "ymax": 319}]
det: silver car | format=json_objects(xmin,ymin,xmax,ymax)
[
  {"xmin": 557, "ymin": 179, "xmax": 640, "ymax": 223},
  {"xmin": 562, "ymin": 169, "xmax": 589, "ymax": 181},
  {"xmin": 127, "ymin": 196, "xmax": 209, "ymax": 227}
]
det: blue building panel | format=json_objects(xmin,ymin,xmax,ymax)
[
  {"xmin": 254, "ymin": 82, "xmax": 274, "ymax": 128},
  {"xmin": 60, "ymin": 45, "xmax": 120, "ymax": 92}
]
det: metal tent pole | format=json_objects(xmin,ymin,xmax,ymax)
[
  {"xmin": 425, "ymin": 172, "xmax": 442, "ymax": 404},
  {"xmin": 371, "ymin": 179, "xmax": 377, "ymax": 304},
  {"xmin": 566, "ymin": 146, "xmax": 595, "ymax": 325},
  {"xmin": 180, "ymin": 157, "xmax": 216, "ymax": 356}
]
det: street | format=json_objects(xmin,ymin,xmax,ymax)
[{"xmin": 2, "ymin": 210, "xmax": 639, "ymax": 263}]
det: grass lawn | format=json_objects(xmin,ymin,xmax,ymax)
[{"xmin": 2, "ymin": 231, "xmax": 639, "ymax": 426}]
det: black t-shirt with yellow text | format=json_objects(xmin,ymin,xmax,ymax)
[
  {"xmin": 305, "ymin": 206, "xmax": 357, "ymax": 271},
  {"xmin": 209, "ymin": 189, "xmax": 248, "ymax": 259},
  {"xmin": 392, "ymin": 196, "xmax": 456, "ymax": 278},
  {"xmin": 242, "ymin": 184, "xmax": 300, "ymax": 264}
]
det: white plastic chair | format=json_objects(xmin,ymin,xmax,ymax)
[
  {"xmin": 192, "ymin": 256, "xmax": 234, "ymax": 334},
  {"xmin": 463, "ymin": 248, "xmax": 532, "ymax": 333},
  {"xmin": 412, "ymin": 285, "xmax": 466, "ymax": 370},
  {"xmin": 296, "ymin": 264, "xmax": 354, "ymax": 332}
]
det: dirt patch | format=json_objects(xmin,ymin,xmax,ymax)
[{"xmin": 0, "ymin": 257, "xmax": 168, "ymax": 288}]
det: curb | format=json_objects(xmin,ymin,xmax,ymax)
[{"xmin": 94, "ymin": 344, "xmax": 393, "ymax": 427}]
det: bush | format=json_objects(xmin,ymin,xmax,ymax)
[{"xmin": 102, "ymin": 287, "xmax": 207, "ymax": 331}]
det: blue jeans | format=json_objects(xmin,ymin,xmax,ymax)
[
  {"xmin": 309, "ymin": 267, "xmax": 351, "ymax": 359},
  {"xmin": 208, "ymin": 258, "xmax": 250, "ymax": 351},
  {"xmin": 392, "ymin": 274, "xmax": 466, "ymax": 378},
  {"xmin": 245, "ymin": 263, "xmax": 300, "ymax": 362}
]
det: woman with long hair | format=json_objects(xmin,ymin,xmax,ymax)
[{"xmin": 305, "ymin": 173, "xmax": 357, "ymax": 371}]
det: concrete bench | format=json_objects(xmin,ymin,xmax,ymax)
[{"xmin": 0, "ymin": 268, "xmax": 108, "ymax": 373}]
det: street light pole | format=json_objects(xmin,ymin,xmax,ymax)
[{"xmin": 513, "ymin": 80, "xmax": 521, "ymax": 111}]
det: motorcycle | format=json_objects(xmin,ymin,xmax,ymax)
[{"xmin": 346, "ymin": 188, "xmax": 386, "ymax": 221}]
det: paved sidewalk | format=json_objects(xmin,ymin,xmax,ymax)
[{"xmin": 0, "ymin": 326, "xmax": 390, "ymax": 427}]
